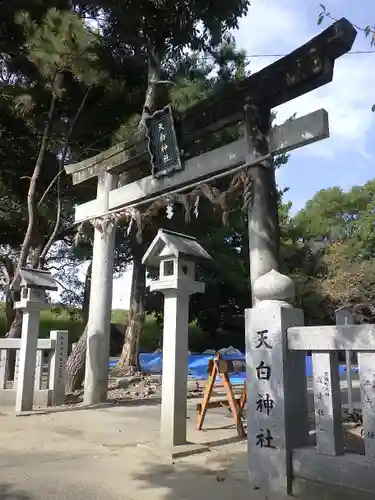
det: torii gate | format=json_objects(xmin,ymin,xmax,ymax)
[{"xmin": 64, "ymin": 18, "xmax": 356, "ymax": 406}]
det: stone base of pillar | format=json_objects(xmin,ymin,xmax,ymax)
[{"xmin": 137, "ymin": 441, "xmax": 209, "ymax": 459}]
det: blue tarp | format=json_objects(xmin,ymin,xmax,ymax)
[{"xmin": 109, "ymin": 353, "xmax": 358, "ymax": 384}]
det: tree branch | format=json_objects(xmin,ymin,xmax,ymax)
[
  {"xmin": 53, "ymin": 276, "xmax": 82, "ymax": 303},
  {"xmin": 37, "ymin": 168, "xmax": 65, "ymax": 209},
  {"xmin": 38, "ymin": 87, "xmax": 91, "ymax": 208},
  {"xmin": 39, "ymin": 87, "xmax": 91, "ymax": 265},
  {"xmin": 10, "ymin": 75, "xmax": 59, "ymax": 290},
  {"xmin": 138, "ymin": 44, "xmax": 162, "ymax": 133},
  {"xmin": 319, "ymin": 7, "xmax": 375, "ymax": 37},
  {"xmin": 0, "ymin": 254, "xmax": 16, "ymax": 285}
]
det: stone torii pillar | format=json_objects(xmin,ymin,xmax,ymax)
[
  {"xmin": 244, "ymin": 105, "xmax": 279, "ymax": 305},
  {"xmin": 83, "ymin": 171, "xmax": 118, "ymax": 405}
]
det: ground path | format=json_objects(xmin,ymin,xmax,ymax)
[
  {"xmin": 0, "ymin": 400, "xmax": 253, "ymax": 500},
  {"xmin": 0, "ymin": 376, "xmax": 370, "ymax": 500}
]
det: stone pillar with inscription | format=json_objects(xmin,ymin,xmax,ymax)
[
  {"xmin": 246, "ymin": 269, "xmax": 309, "ymax": 496},
  {"xmin": 358, "ymin": 353, "xmax": 375, "ymax": 459},
  {"xmin": 49, "ymin": 330, "xmax": 68, "ymax": 406},
  {"xmin": 14, "ymin": 350, "xmax": 20, "ymax": 387},
  {"xmin": 0, "ymin": 349, "xmax": 6, "ymax": 389},
  {"xmin": 335, "ymin": 307, "xmax": 355, "ymax": 414}
]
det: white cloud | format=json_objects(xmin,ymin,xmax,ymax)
[
  {"xmin": 233, "ymin": 0, "xmax": 375, "ymax": 159},
  {"xmin": 235, "ymin": 0, "xmax": 311, "ymax": 60},
  {"xmin": 274, "ymin": 55, "xmax": 375, "ymax": 158}
]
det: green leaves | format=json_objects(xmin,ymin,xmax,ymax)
[
  {"xmin": 94, "ymin": 0, "xmax": 250, "ymax": 61},
  {"xmin": 317, "ymin": 4, "xmax": 330, "ymax": 26},
  {"xmin": 364, "ymin": 24, "xmax": 375, "ymax": 46},
  {"xmin": 317, "ymin": 13, "xmax": 325, "ymax": 26},
  {"xmin": 294, "ymin": 182, "xmax": 375, "ymax": 258},
  {"xmin": 291, "ymin": 180, "xmax": 375, "ymax": 315},
  {"xmin": 15, "ymin": 8, "xmax": 105, "ymax": 86}
]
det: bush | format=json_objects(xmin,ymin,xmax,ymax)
[{"xmin": 0, "ymin": 303, "xmax": 244, "ymax": 354}]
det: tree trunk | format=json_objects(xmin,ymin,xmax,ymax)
[
  {"xmin": 5, "ymin": 308, "xmax": 23, "ymax": 339},
  {"xmin": 0, "ymin": 254, "xmax": 17, "ymax": 330},
  {"xmin": 113, "ymin": 45, "xmax": 161, "ymax": 376},
  {"xmin": 138, "ymin": 45, "xmax": 162, "ymax": 132},
  {"xmin": 81, "ymin": 261, "xmax": 92, "ymax": 325},
  {"xmin": 5, "ymin": 291, "xmax": 16, "ymax": 332},
  {"xmin": 65, "ymin": 325, "xmax": 87, "ymax": 393},
  {"xmin": 114, "ymin": 240, "xmax": 146, "ymax": 375},
  {"xmin": 64, "ymin": 261, "xmax": 100, "ymax": 392},
  {"xmin": 10, "ymin": 89, "xmax": 57, "ymax": 291}
]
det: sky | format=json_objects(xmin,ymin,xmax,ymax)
[
  {"xmin": 80, "ymin": 0, "xmax": 375, "ymax": 310},
  {"xmin": 235, "ymin": 0, "xmax": 375, "ymax": 212}
]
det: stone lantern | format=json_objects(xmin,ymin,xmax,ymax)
[
  {"xmin": 143, "ymin": 229, "xmax": 211, "ymax": 452},
  {"xmin": 13, "ymin": 268, "xmax": 58, "ymax": 310},
  {"xmin": 143, "ymin": 228, "xmax": 211, "ymax": 294},
  {"xmin": 12, "ymin": 268, "xmax": 58, "ymax": 412}
]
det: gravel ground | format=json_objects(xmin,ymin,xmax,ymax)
[{"xmin": 63, "ymin": 372, "xmax": 207, "ymax": 406}]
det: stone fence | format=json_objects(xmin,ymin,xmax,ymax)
[
  {"xmin": 287, "ymin": 322, "xmax": 375, "ymax": 494},
  {"xmin": 0, "ymin": 330, "xmax": 68, "ymax": 407},
  {"xmin": 246, "ymin": 270, "xmax": 375, "ymax": 497}
]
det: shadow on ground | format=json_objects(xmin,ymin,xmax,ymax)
[
  {"xmin": 132, "ymin": 445, "xmax": 253, "ymax": 500},
  {"xmin": 0, "ymin": 484, "xmax": 32, "ymax": 500},
  {"xmin": 16, "ymin": 397, "xmax": 162, "ymax": 417},
  {"xmin": 130, "ymin": 442, "xmax": 372, "ymax": 500}
]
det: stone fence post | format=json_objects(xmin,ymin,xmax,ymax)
[
  {"xmin": 0, "ymin": 349, "xmax": 7, "ymax": 389},
  {"xmin": 49, "ymin": 330, "xmax": 68, "ymax": 406},
  {"xmin": 246, "ymin": 270, "xmax": 309, "ymax": 496}
]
